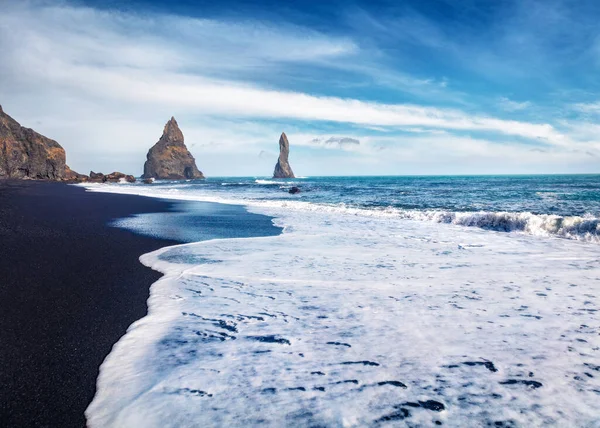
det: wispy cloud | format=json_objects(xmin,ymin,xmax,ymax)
[
  {"xmin": 571, "ymin": 102, "xmax": 600, "ymax": 114},
  {"xmin": 306, "ymin": 136, "xmax": 361, "ymax": 150},
  {"xmin": 1, "ymin": 2, "xmax": 569, "ymax": 138},
  {"xmin": 0, "ymin": 0, "xmax": 598, "ymax": 175},
  {"xmin": 345, "ymin": 0, "xmax": 600, "ymax": 97},
  {"xmin": 498, "ymin": 97, "xmax": 532, "ymax": 111}
]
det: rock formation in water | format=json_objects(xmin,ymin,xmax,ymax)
[
  {"xmin": 273, "ymin": 132, "xmax": 295, "ymax": 178},
  {"xmin": 142, "ymin": 117, "xmax": 204, "ymax": 180},
  {"xmin": 88, "ymin": 171, "xmax": 136, "ymax": 183},
  {"xmin": 0, "ymin": 105, "xmax": 71, "ymax": 180}
]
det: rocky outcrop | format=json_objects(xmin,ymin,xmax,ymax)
[
  {"xmin": 87, "ymin": 171, "xmax": 136, "ymax": 183},
  {"xmin": 105, "ymin": 172, "xmax": 136, "ymax": 183},
  {"xmin": 273, "ymin": 132, "xmax": 295, "ymax": 178},
  {"xmin": 89, "ymin": 171, "xmax": 104, "ymax": 181},
  {"xmin": 0, "ymin": 105, "xmax": 71, "ymax": 180},
  {"xmin": 142, "ymin": 117, "xmax": 204, "ymax": 180},
  {"xmin": 63, "ymin": 170, "xmax": 137, "ymax": 183},
  {"xmin": 64, "ymin": 166, "xmax": 89, "ymax": 182}
]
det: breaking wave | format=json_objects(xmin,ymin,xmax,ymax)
[
  {"xmin": 251, "ymin": 200, "xmax": 600, "ymax": 242},
  {"xmin": 398, "ymin": 210, "xmax": 600, "ymax": 242},
  {"xmin": 255, "ymin": 179, "xmax": 295, "ymax": 185}
]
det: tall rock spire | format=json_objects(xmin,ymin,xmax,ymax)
[
  {"xmin": 161, "ymin": 117, "xmax": 184, "ymax": 143},
  {"xmin": 142, "ymin": 117, "xmax": 204, "ymax": 180},
  {"xmin": 273, "ymin": 132, "xmax": 295, "ymax": 178}
]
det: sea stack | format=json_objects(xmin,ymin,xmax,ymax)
[
  {"xmin": 0, "ymin": 105, "xmax": 70, "ymax": 180},
  {"xmin": 273, "ymin": 132, "xmax": 295, "ymax": 178},
  {"xmin": 142, "ymin": 117, "xmax": 204, "ymax": 180}
]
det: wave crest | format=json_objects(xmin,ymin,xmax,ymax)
[
  {"xmin": 397, "ymin": 210, "xmax": 600, "ymax": 242},
  {"xmin": 255, "ymin": 179, "xmax": 294, "ymax": 185},
  {"xmin": 256, "ymin": 200, "xmax": 600, "ymax": 242}
]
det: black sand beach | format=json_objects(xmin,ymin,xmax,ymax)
[{"xmin": 0, "ymin": 181, "xmax": 181, "ymax": 428}]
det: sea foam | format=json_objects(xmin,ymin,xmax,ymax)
[{"xmin": 85, "ymin": 185, "xmax": 600, "ymax": 427}]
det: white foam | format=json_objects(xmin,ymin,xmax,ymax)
[
  {"xmin": 85, "ymin": 183, "xmax": 600, "ymax": 427},
  {"xmin": 255, "ymin": 179, "xmax": 295, "ymax": 185}
]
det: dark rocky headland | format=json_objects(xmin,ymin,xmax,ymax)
[
  {"xmin": 0, "ymin": 105, "xmax": 137, "ymax": 183},
  {"xmin": 0, "ymin": 104, "xmax": 72, "ymax": 180}
]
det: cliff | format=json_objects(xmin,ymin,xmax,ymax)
[
  {"xmin": 0, "ymin": 105, "xmax": 68, "ymax": 180},
  {"xmin": 142, "ymin": 117, "xmax": 204, "ymax": 180},
  {"xmin": 273, "ymin": 132, "xmax": 295, "ymax": 178}
]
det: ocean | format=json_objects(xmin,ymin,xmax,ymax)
[
  {"xmin": 83, "ymin": 175, "xmax": 600, "ymax": 427},
  {"xmin": 99, "ymin": 175, "xmax": 599, "ymax": 242}
]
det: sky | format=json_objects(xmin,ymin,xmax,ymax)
[{"xmin": 1, "ymin": 0, "xmax": 600, "ymax": 176}]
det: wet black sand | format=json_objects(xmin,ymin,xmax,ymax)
[{"xmin": 0, "ymin": 181, "xmax": 182, "ymax": 428}]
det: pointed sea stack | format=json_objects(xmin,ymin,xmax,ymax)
[
  {"xmin": 0, "ymin": 105, "xmax": 69, "ymax": 180},
  {"xmin": 273, "ymin": 132, "xmax": 295, "ymax": 178},
  {"xmin": 142, "ymin": 117, "xmax": 204, "ymax": 180}
]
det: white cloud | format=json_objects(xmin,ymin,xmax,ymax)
[
  {"xmin": 283, "ymin": 132, "xmax": 600, "ymax": 176},
  {"xmin": 0, "ymin": 1, "xmax": 566, "ymax": 142},
  {"xmin": 572, "ymin": 102, "xmax": 600, "ymax": 114},
  {"xmin": 498, "ymin": 97, "xmax": 532, "ymax": 111},
  {"xmin": 309, "ymin": 136, "xmax": 361, "ymax": 149},
  {"xmin": 0, "ymin": 1, "xmax": 357, "ymax": 72},
  {"xmin": 8, "ymin": 58, "xmax": 567, "ymax": 144}
]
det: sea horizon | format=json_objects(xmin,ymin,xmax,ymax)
[{"xmin": 145, "ymin": 173, "xmax": 600, "ymax": 178}]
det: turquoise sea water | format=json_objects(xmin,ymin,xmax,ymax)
[
  {"xmin": 140, "ymin": 175, "xmax": 600, "ymax": 215},
  {"xmin": 119, "ymin": 174, "xmax": 600, "ymax": 241}
]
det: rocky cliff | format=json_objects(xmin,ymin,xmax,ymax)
[
  {"xmin": 0, "ymin": 105, "xmax": 68, "ymax": 180},
  {"xmin": 142, "ymin": 117, "xmax": 204, "ymax": 180},
  {"xmin": 273, "ymin": 132, "xmax": 295, "ymax": 178}
]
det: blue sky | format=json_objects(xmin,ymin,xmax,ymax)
[{"xmin": 1, "ymin": 0, "xmax": 600, "ymax": 175}]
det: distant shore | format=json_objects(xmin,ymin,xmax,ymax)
[{"xmin": 0, "ymin": 181, "xmax": 181, "ymax": 428}]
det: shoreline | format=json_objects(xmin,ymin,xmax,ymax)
[
  {"xmin": 0, "ymin": 181, "xmax": 183, "ymax": 428},
  {"xmin": 0, "ymin": 180, "xmax": 283, "ymax": 427}
]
